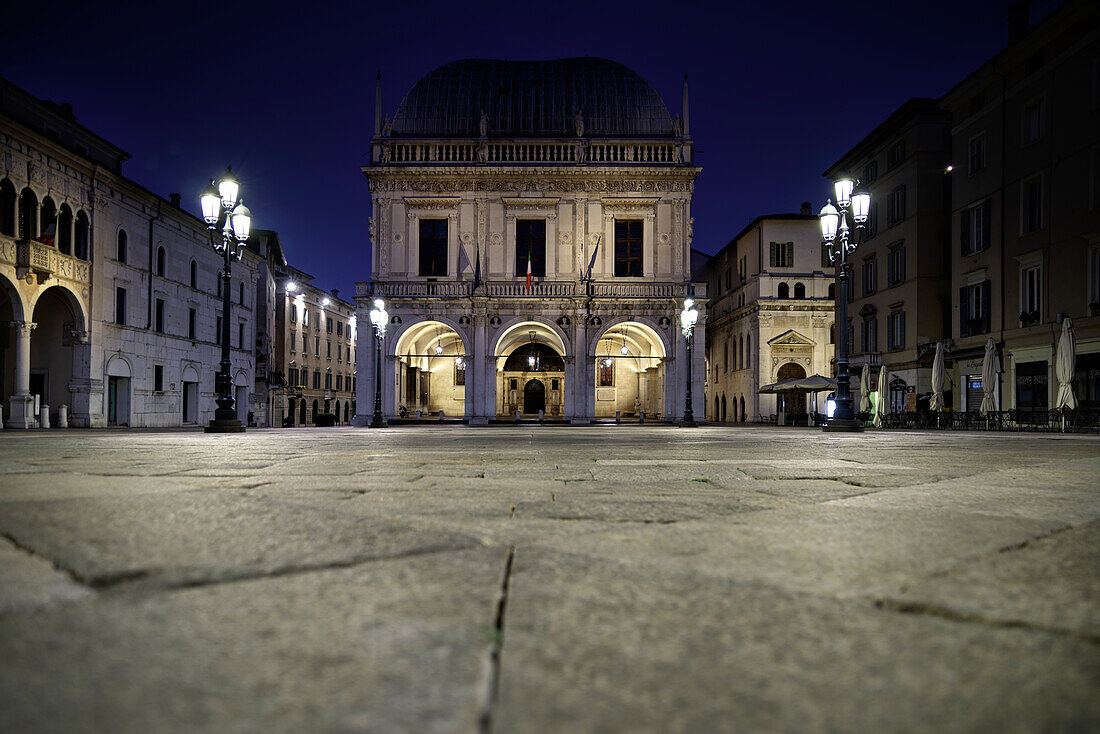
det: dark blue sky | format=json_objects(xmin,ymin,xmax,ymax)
[{"xmin": 4, "ymin": 0, "xmax": 1048, "ymax": 297}]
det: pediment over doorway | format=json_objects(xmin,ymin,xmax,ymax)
[{"xmin": 766, "ymin": 329, "xmax": 816, "ymax": 347}]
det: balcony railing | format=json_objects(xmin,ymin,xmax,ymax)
[
  {"xmin": 357, "ymin": 280, "xmax": 703, "ymax": 301},
  {"xmin": 375, "ymin": 138, "xmax": 684, "ymax": 166},
  {"xmin": 2, "ymin": 236, "xmax": 92, "ymax": 285}
]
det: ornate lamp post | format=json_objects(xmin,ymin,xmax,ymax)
[
  {"xmin": 679, "ymin": 297, "xmax": 699, "ymax": 427},
  {"xmin": 820, "ymin": 176, "xmax": 870, "ymax": 433},
  {"xmin": 200, "ymin": 167, "xmax": 252, "ymax": 433},
  {"xmin": 368, "ymin": 298, "xmax": 389, "ymax": 427}
]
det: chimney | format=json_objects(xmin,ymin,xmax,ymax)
[
  {"xmin": 331, "ymin": 288, "xmax": 339, "ymax": 298},
  {"xmin": 169, "ymin": 193, "xmax": 181, "ymax": 208},
  {"xmin": 59, "ymin": 102, "xmax": 75, "ymax": 119},
  {"xmin": 1007, "ymin": 0, "xmax": 1032, "ymax": 44},
  {"xmin": 800, "ymin": 201, "xmax": 812, "ymax": 216}
]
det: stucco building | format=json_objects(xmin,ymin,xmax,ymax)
[
  {"xmin": 1, "ymin": 77, "xmax": 264, "ymax": 428},
  {"xmin": 355, "ymin": 58, "xmax": 705, "ymax": 424},
  {"xmin": 704, "ymin": 207, "xmax": 835, "ymax": 422}
]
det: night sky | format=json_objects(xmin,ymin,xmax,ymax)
[{"xmin": 4, "ymin": 0, "xmax": 1051, "ymax": 298}]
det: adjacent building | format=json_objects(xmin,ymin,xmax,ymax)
[
  {"xmin": 356, "ymin": 58, "xmax": 705, "ymax": 424},
  {"xmin": 704, "ymin": 206, "xmax": 835, "ymax": 422},
  {"xmin": 823, "ymin": 98, "xmax": 953, "ymax": 412},
  {"xmin": 276, "ymin": 267, "xmax": 357, "ymax": 426},
  {"xmin": 940, "ymin": 0, "xmax": 1100, "ymax": 413},
  {"xmin": 0, "ymin": 77, "xmax": 263, "ymax": 428}
]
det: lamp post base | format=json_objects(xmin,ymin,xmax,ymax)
[
  {"xmin": 369, "ymin": 416, "xmax": 388, "ymax": 428},
  {"xmin": 205, "ymin": 419, "xmax": 246, "ymax": 433},
  {"xmin": 678, "ymin": 418, "xmax": 697, "ymax": 427},
  {"xmin": 823, "ymin": 418, "xmax": 864, "ymax": 433}
]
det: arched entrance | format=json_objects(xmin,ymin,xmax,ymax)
[
  {"xmin": 593, "ymin": 321, "xmax": 666, "ymax": 420},
  {"xmin": 394, "ymin": 320, "xmax": 467, "ymax": 418},
  {"xmin": 105, "ymin": 355, "xmax": 131, "ymax": 426},
  {"xmin": 523, "ymin": 379, "xmax": 546, "ymax": 414},
  {"xmin": 181, "ymin": 364, "xmax": 200, "ymax": 424},
  {"xmin": 30, "ymin": 287, "xmax": 81, "ymax": 428},
  {"xmin": 299, "ymin": 399, "xmax": 307, "ymax": 426},
  {"xmin": 776, "ymin": 362, "xmax": 807, "ymax": 415},
  {"xmin": 494, "ymin": 321, "xmax": 567, "ymax": 418}
]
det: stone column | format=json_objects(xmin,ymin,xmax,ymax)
[
  {"xmin": 6, "ymin": 321, "xmax": 36, "ymax": 429},
  {"xmin": 470, "ymin": 311, "xmax": 489, "ymax": 424},
  {"xmin": 68, "ymin": 329, "xmax": 92, "ymax": 427}
]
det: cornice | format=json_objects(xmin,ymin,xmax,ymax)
[
  {"xmin": 501, "ymin": 197, "xmax": 561, "ymax": 208},
  {"xmin": 403, "ymin": 196, "xmax": 461, "ymax": 209}
]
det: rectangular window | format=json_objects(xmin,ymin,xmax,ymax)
[
  {"xmin": 1022, "ymin": 176, "xmax": 1043, "ymax": 233},
  {"xmin": 337, "ymin": 322, "xmax": 343, "ymax": 336},
  {"xmin": 888, "ymin": 311, "xmax": 905, "ymax": 350},
  {"xmin": 863, "ymin": 160, "xmax": 878, "ymax": 183},
  {"xmin": 961, "ymin": 200, "xmax": 991, "ymax": 255},
  {"xmin": 515, "ymin": 219, "xmax": 547, "ymax": 277},
  {"xmin": 326, "ymin": 319, "xmax": 333, "ymax": 333},
  {"xmin": 216, "ymin": 316, "xmax": 222, "ymax": 345},
  {"xmin": 327, "ymin": 341, "xmax": 331, "ymax": 358},
  {"xmin": 821, "ymin": 244, "xmax": 833, "ymax": 268},
  {"xmin": 769, "ymin": 241, "xmax": 794, "ymax": 268},
  {"xmin": 288, "ymin": 368, "xmax": 298, "ymax": 387},
  {"xmin": 967, "ymin": 91, "xmax": 987, "ymax": 117},
  {"xmin": 1022, "ymin": 264, "xmax": 1041, "ymax": 319},
  {"xmin": 188, "ymin": 308, "xmax": 196, "ymax": 339},
  {"xmin": 289, "ymin": 304, "xmax": 297, "ymax": 323},
  {"xmin": 455, "ymin": 360, "xmax": 466, "ymax": 386},
  {"xmin": 290, "ymin": 333, "xmax": 296, "ymax": 352},
  {"xmin": 338, "ymin": 344, "xmax": 342, "ymax": 361},
  {"xmin": 1015, "ymin": 360, "xmax": 1048, "ymax": 411},
  {"xmin": 336, "ymin": 374, "xmax": 343, "ymax": 391},
  {"xmin": 302, "ymin": 308, "xmax": 308, "ymax": 327},
  {"xmin": 314, "ymin": 311, "xmax": 321, "ymax": 329},
  {"xmin": 115, "ymin": 287, "xmax": 126, "ymax": 326},
  {"xmin": 325, "ymin": 373, "xmax": 332, "ymax": 390},
  {"xmin": 313, "ymin": 371, "xmax": 321, "ymax": 389},
  {"xmin": 315, "ymin": 336, "xmax": 320, "ymax": 356},
  {"xmin": 154, "ymin": 298, "xmax": 165, "ymax": 333},
  {"xmin": 959, "ymin": 280, "xmax": 992, "ymax": 337},
  {"xmin": 887, "ymin": 186, "xmax": 906, "ymax": 227},
  {"xmin": 614, "ymin": 220, "xmax": 643, "ymax": 277},
  {"xmin": 153, "ymin": 364, "xmax": 164, "ymax": 392},
  {"xmin": 861, "ymin": 317, "xmax": 878, "ymax": 353},
  {"xmin": 599, "ymin": 359, "xmax": 614, "ymax": 386},
  {"xmin": 418, "ymin": 218, "xmax": 448, "ymax": 276},
  {"xmin": 1022, "ymin": 99, "xmax": 1044, "ymax": 144},
  {"xmin": 862, "ymin": 257, "xmax": 877, "ymax": 296},
  {"xmin": 238, "ymin": 323, "xmax": 245, "ymax": 349},
  {"xmin": 968, "ymin": 133, "xmax": 986, "ymax": 174},
  {"xmin": 866, "ymin": 202, "xmax": 879, "ymax": 237},
  {"xmin": 888, "ymin": 245, "xmax": 905, "ymax": 286},
  {"xmin": 886, "ymin": 140, "xmax": 906, "ymax": 169}
]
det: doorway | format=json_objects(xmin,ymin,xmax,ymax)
[
  {"xmin": 107, "ymin": 376, "xmax": 130, "ymax": 426},
  {"xmin": 182, "ymin": 381, "xmax": 198, "ymax": 423},
  {"xmin": 523, "ymin": 379, "xmax": 545, "ymax": 414}
]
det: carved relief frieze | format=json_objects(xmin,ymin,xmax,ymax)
[
  {"xmin": 403, "ymin": 196, "xmax": 461, "ymax": 210},
  {"xmin": 370, "ymin": 176, "xmax": 696, "ymax": 195}
]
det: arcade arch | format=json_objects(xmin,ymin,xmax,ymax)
[
  {"xmin": 394, "ymin": 320, "xmax": 468, "ymax": 417},
  {"xmin": 592, "ymin": 321, "xmax": 666, "ymax": 419},
  {"xmin": 493, "ymin": 320, "xmax": 568, "ymax": 418}
]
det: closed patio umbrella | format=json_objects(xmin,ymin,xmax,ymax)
[
  {"xmin": 930, "ymin": 342, "xmax": 946, "ymax": 411},
  {"xmin": 873, "ymin": 364, "xmax": 887, "ymax": 428},
  {"xmin": 980, "ymin": 337, "xmax": 997, "ymax": 415},
  {"xmin": 1055, "ymin": 318, "xmax": 1077, "ymax": 413},
  {"xmin": 859, "ymin": 367, "xmax": 872, "ymax": 414}
]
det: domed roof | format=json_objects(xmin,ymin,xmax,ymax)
[{"xmin": 391, "ymin": 58, "xmax": 674, "ymax": 139}]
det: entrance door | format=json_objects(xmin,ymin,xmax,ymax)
[
  {"xmin": 523, "ymin": 379, "xmax": 545, "ymax": 414},
  {"xmin": 107, "ymin": 377, "xmax": 130, "ymax": 426},
  {"xmin": 182, "ymin": 382, "xmax": 198, "ymax": 423}
]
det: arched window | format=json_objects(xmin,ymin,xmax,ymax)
[
  {"xmin": 74, "ymin": 211, "xmax": 89, "ymax": 260},
  {"xmin": 156, "ymin": 246, "xmax": 166, "ymax": 276},
  {"xmin": 239, "ymin": 282, "xmax": 244, "ymax": 304},
  {"xmin": 19, "ymin": 187, "xmax": 38, "ymax": 240},
  {"xmin": 117, "ymin": 230, "xmax": 127, "ymax": 263},
  {"xmin": 40, "ymin": 197, "xmax": 56, "ymax": 242},
  {"xmin": 57, "ymin": 204, "xmax": 72, "ymax": 254},
  {"xmin": 828, "ymin": 283, "xmax": 836, "ymax": 300},
  {"xmin": 714, "ymin": 394, "xmax": 720, "ymax": 420},
  {"xmin": 0, "ymin": 179, "xmax": 15, "ymax": 236},
  {"xmin": 738, "ymin": 335, "xmax": 744, "ymax": 369},
  {"xmin": 190, "ymin": 260, "xmax": 197, "ymax": 288},
  {"xmin": 745, "ymin": 335, "xmax": 751, "ymax": 368},
  {"xmin": 740, "ymin": 395, "xmax": 746, "ymax": 422},
  {"xmin": 721, "ymin": 395, "xmax": 727, "ymax": 422},
  {"xmin": 794, "ymin": 282, "xmax": 806, "ymax": 299},
  {"xmin": 777, "ymin": 282, "xmax": 789, "ymax": 299}
]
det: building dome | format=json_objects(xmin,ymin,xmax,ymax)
[{"xmin": 391, "ymin": 58, "xmax": 674, "ymax": 139}]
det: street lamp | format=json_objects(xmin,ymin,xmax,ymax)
[
  {"xmin": 679, "ymin": 297, "xmax": 698, "ymax": 427},
  {"xmin": 368, "ymin": 297, "xmax": 388, "ymax": 427},
  {"xmin": 201, "ymin": 166, "xmax": 251, "ymax": 433},
  {"xmin": 820, "ymin": 176, "xmax": 869, "ymax": 432}
]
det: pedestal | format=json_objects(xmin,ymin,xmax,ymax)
[
  {"xmin": 823, "ymin": 418, "xmax": 864, "ymax": 433},
  {"xmin": 205, "ymin": 419, "xmax": 245, "ymax": 433},
  {"xmin": 6, "ymin": 394, "xmax": 35, "ymax": 429}
]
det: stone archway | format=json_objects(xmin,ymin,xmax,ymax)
[
  {"xmin": 28, "ymin": 287, "xmax": 83, "ymax": 428},
  {"xmin": 393, "ymin": 320, "xmax": 468, "ymax": 418},
  {"xmin": 494, "ymin": 321, "xmax": 568, "ymax": 419},
  {"xmin": 592, "ymin": 321, "xmax": 666, "ymax": 420},
  {"xmin": 777, "ymin": 362, "xmax": 807, "ymax": 414}
]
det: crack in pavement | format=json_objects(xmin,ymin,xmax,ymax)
[
  {"xmin": 477, "ymin": 545, "xmax": 516, "ymax": 734},
  {"xmin": 873, "ymin": 597, "xmax": 1100, "ymax": 645}
]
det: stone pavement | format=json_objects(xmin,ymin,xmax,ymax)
[{"xmin": 0, "ymin": 425, "xmax": 1098, "ymax": 733}]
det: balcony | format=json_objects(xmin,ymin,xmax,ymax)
[
  {"xmin": 356, "ymin": 280, "xmax": 704, "ymax": 301},
  {"xmin": 3, "ymin": 235, "xmax": 91, "ymax": 286}
]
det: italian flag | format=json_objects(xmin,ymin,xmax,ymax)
[
  {"xmin": 525, "ymin": 246, "xmax": 532, "ymax": 293},
  {"xmin": 35, "ymin": 221, "xmax": 56, "ymax": 247}
]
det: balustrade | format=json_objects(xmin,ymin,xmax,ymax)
[
  {"xmin": 379, "ymin": 139, "xmax": 681, "ymax": 166},
  {"xmin": 357, "ymin": 279, "xmax": 694, "ymax": 300}
]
